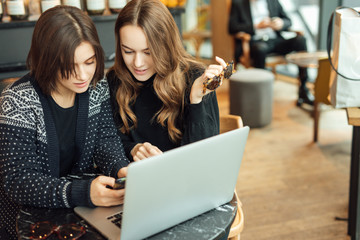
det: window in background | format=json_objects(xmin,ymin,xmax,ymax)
[
  {"xmin": 182, "ymin": 0, "xmax": 212, "ymax": 62},
  {"xmin": 276, "ymin": 0, "xmax": 320, "ymax": 78},
  {"xmin": 182, "ymin": 0, "xmax": 323, "ymax": 73},
  {"xmin": 342, "ymin": 0, "xmax": 359, "ymax": 7}
]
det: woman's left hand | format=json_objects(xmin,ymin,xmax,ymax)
[
  {"xmin": 130, "ymin": 142, "xmax": 163, "ymax": 161},
  {"xmin": 190, "ymin": 56, "xmax": 227, "ymax": 104}
]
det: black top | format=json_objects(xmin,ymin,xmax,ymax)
[
  {"xmin": 107, "ymin": 67, "xmax": 220, "ymax": 160},
  {"xmin": 48, "ymin": 95, "xmax": 78, "ymax": 177}
]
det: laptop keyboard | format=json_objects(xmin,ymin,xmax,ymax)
[{"xmin": 107, "ymin": 211, "xmax": 123, "ymax": 228}]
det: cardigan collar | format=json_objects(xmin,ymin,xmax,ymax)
[{"xmin": 30, "ymin": 76, "xmax": 89, "ymax": 177}]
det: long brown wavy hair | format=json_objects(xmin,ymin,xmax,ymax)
[{"xmin": 109, "ymin": 0, "xmax": 204, "ymax": 143}]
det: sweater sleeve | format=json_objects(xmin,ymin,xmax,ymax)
[
  {"xmin": 272, "ymin": 0, "xmax": 292, "ymax": 31},
  {"xmin": 91, "ymin": 80, "xmax": 130, "ymax": 177},
  {"xmin": 228, "ymin": 0, "xmax": 254, "ymax": 35},
  {"xmin": 181, "ymin": 91, "xmax": 220, "ymax": 145},
  {"xmin": 0, "ymin": 84, "xmax": 89, "ymax": 208},
  {"xmin": 180, "ymin": 67, "xmax": 220, "ymax": 145}
]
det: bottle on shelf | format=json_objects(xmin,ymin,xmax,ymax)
[
  {"xmin": 6, "ymin": 0, "xmax": 29, "ymax": 21},
  {"xmin": 178, "ymin": 0, "xmax": 186, "ymax": 7},
  {"xmin": 85, "ymin": 0, "xmax": 105, "ymax": 15},
  {"xmin": 40, "ymin": 0, "xmax": 61, "ymax": 13},
  {"xmin": 108, "ymin": 0, "xmax": 126, "ymax": 14},
  {"xmin": 62, "ymin": 0, "xmax": 84, "ymax": 11},
  {"xmin": 159, "ymin": 0, "xmax": 186, "ymax": 8},
  {"xmin": 166, "ymin": 0, "xmax": 177, "ymax": 8}
]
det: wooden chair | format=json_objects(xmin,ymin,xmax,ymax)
[
  {"xmin": 313, "ymin": 57, "xmax": 332, "ymax": 142},
  {"xmin": 0, "ymin": 78, "xmax": 17, "ymax": 94},
  {"xmin": 220, "ymin": 114, "xmax": 245, "ymax": 240},
  {"xmin": 220, "ymin": 114, "xmax": 244, "ymax": 133}
]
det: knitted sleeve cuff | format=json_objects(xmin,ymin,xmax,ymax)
[
  {"xmin": 70, "ymin": 179, "xmax": 96, "ymax": 208},
  {"xmin": 186, "ymin": 100, "xmax": 207, "ymax": 123},
  {"xmin": 110, "ymin": 161, "xmax": 128, "ymax": 178},
  {"xmin": 124, "ymin": 142, "xmax": 137, "ymax": 161}
]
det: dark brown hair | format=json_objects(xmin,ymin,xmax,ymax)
[
  {"xmin": 108, "ymin": 0, "xmax": 204, "ymax": 143},
  {"xmin": 27, "ymin": 5, "xmax": 104, "ymax": 95}
]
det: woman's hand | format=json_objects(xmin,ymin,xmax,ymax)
[
  {"xmin": 131, "ymin": 142, "xmax": 163, "ymax": 161},
  {"xmin": 116, "ymin": 142, "xmax": 162, "ymax": 180},
  {"xmin": 90, "ymin": 176, "xmax": 125, "ymax": 207},
  {"xmin": 117, "ymin": 166, "xmax": 128, "ymax": 178},
  {"xmin": 190, "ymin": 56, "xmax": 227, "ymax": 104}
]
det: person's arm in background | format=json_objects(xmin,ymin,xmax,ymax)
[
  {"xmin": 228, "ymin": 0, "xmax": 254, "ymax": 36},
  {"xmin": 268, "ymin": 0, "xmax": 292, "ymax": 31}
]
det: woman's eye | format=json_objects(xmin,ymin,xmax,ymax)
[
  {"xmin": 144, "ymin": 52, "xmax": 151, "ymax": 55},
  {"xmin": 124, "ymin": 50, "xmax": 133, "ymax": 54},
  {"xmin": 86, "ymin": 61, "xmax": 95, "ymax": 65}
]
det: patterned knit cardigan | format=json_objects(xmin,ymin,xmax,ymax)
[{"xmin": 0, "ymin": 74, "xmax": 129, "ymax": 239}]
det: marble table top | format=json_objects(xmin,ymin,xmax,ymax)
[{"xmin": 17, "ymin": 174, "xmax": 237, "ymax": 240}]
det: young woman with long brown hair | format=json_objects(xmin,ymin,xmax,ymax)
[
  {"xmin": 0, "ymin": 6, "xmax": 129, "ymax": 239},
  {"xmin": 107, "ymin": 0, "xmax": 227, "ymax": 161}
]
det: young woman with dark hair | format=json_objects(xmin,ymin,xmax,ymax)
[
  {"xmin": 107, "ymin": 0, "xmax": 227, "ymax": 162},
  {"xmin": 0, "ymin": 6, "xmax": 129, "ymax": 239}
]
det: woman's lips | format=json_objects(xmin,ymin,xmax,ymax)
[
  {"xmin": 134, "ymin": 68, "xmax": 147, "ymax": 75},
  {"xmin": 75, "ymin": 81, "xmax": 89, "ymax": 88}
]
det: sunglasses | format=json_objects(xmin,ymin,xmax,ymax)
[
  {"xmin": 29, "ymin": 221, "xmax": 86, "ymax": 240},
  {"xmin": 203, "ymin": 61, "xmax": 236, "ymax": 93}
]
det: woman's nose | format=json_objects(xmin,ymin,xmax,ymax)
[
  {"xmin": 76, "ymin": 65, "xmax": 87, "ymax": 80},
  {"xmin": 134, "ymin": 53, "xmax": 144, "ymax": 67}
]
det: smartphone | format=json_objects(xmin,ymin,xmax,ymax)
[{"xmin": 113, "ymin": 177, "xmax": 126, "ymax": 190}]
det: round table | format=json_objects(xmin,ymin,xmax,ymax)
[
  {"xmin": 285, "ymin": 51, "xmax": 328, "ymax": 68},
  {"xmin": 17, "ymin": 174, "xmax": 238, "ymax": 240}
]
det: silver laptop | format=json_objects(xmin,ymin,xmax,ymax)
[{"xmin": 75, "ymin": 127, "xmax": 249, "ymax": 240}]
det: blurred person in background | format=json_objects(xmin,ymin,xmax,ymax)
[{"xmin": 229, "ymin": 0, "xmax": 314, "ymax": 106}]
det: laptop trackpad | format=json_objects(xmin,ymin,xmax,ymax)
[{"xmin": 74, "ymin": 205, "xmax": 123, "ymax": 240}]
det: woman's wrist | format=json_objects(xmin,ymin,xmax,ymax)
[
  {"xmin": 190, "ymin": 87, "xmax": 205, "ymax": 104},
  {"xmin": 190, "ymin": 94, "xmax": 203, "ymax": 104},
  {"xmin": 117, "ymin": 167, "xmax": 128, "ymax": 178}
]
